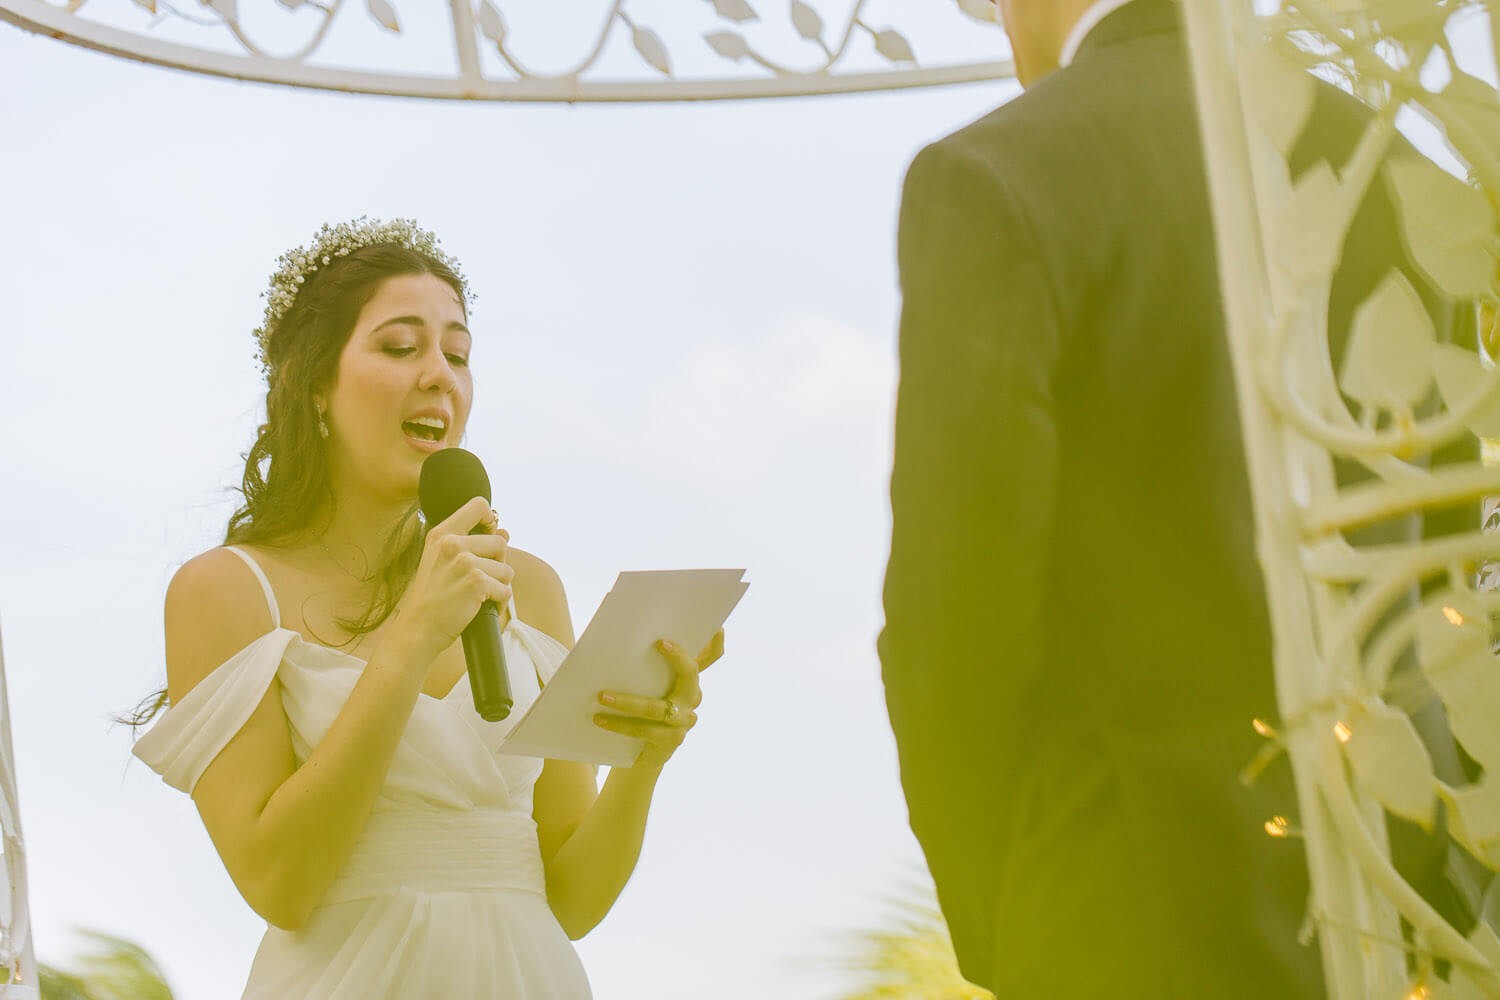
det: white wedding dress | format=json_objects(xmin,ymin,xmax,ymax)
[{"xmin": 133, "ymin": 546, "xmax": 593, "ymax": 999}]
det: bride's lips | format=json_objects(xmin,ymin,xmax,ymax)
[
  {"xmin": 401, "ymin": 407, "xmax": 452, "ymax": 454},
  {"xmin": 403, "ymin": 431, "xmax": 445, "ymax": 454},
  {"xmin": 399, "ymin": 422, "xmax": 444, "ymax": 452}
]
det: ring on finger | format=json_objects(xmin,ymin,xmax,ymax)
[{"xmin": 663, "ymin": 699, "xmax": 679, "ymax": 723}]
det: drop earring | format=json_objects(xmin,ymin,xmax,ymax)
[{"xmin": 316, "ymin": 405, "xmax": 330, "ymax": 439}]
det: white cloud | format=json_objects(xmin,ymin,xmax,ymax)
[{"xmin": 511, "ymin": 310, "xmax": 897, "ymax": 496}]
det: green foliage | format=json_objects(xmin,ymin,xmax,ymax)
[
  {"xmin": 815, "ymin": 878, "xmax": 994, "ymax": 1000},
  {"xmin": 38, "ymin": 931, "xmax": 174, "ymax": 1000},
  {"xmin": 37, "ymin": 968, "xmax": 93, "ymax": 1000}
]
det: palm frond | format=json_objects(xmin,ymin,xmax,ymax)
[
  {"xmin": 39, "ymin": 929, "xmax": 174, "ymax": 1000},
  {"xmin": 800, "ymin": 868, "xmax": 996, "ymax": 1000},
  {"xmin": 38, "ymin": 965, "xmax": 94, "ymax": 1000}
]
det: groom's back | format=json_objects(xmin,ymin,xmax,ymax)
[
  {"xmin": 944, "ymin": 9, "xmax": 1275, "ymax": 743},
  {"xmin": 950, "ymin": 4, "xmax": 1439, "ymax": 747},
  {"xmin": 880, "ymin": 0, "xmax": 1435, "ymax": 992}
]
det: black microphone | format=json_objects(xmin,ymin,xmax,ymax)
[{"xmin": 418, "ymin": 448, "xmax": 513, "ymax": 722}]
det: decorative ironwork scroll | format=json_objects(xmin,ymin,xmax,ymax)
[
  {"xmin": 0, "ymin": 625, "xmax": 36, "ymax": 1000},
  {"xmin": 1185, "ymin": 0, "xmax": 1500, "ymax": 995},
  {"xmin": 0, "ymin": 0, "xmax": 1014, "ymax": 101}
]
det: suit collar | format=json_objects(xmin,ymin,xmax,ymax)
[
  {"xmin": 1072, "ymin": 0, "xmax": 1182, "ymax": 65},
  {"xmin": 1060, "ymin": 0, "xmax": 1137, "ymax": 68}
]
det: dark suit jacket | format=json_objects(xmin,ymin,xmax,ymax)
[{"xmin": 879, "ymin": 1, "xmax": 1471, "ymax": 994}]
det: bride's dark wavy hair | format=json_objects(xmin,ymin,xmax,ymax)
[{"xmin": 120, "ymin": 243, "xmax": 468, "ymax": 730}]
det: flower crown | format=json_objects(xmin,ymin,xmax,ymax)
[{"xmin": 253, "ymin": 217, "xmax": 474, "ymax": 378}]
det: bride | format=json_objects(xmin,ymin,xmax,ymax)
[{"xmin": 126, "ymin": 218, "xmax": 723, "ymax": 998}]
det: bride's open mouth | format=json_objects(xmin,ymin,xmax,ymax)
[{"xmin": 402, "ymin": 415, "xmax": 448, "ymax": 450}]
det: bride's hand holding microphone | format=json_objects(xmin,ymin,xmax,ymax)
[{"xmin": 397, "ymin": 497, "xmax": 512, "ymax": 662}]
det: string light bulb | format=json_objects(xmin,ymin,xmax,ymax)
[
  {"xmin": 1334, "ymin": 721, "xmax": 1352, "ymax": 744},
  {"xmin": 1443, "ymin": 606, "xmax": 1466, "ymax": 626}
]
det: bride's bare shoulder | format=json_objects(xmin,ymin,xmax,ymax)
[
  {"xmin": 170, "ymin": 545, "xmax": 269, "ymax": 599},
  {"xmin": 164, "ymin": 546, "xmax": 280, "ymax": 703},
  {"xmin": 507, "ymin": 546, "xmax": 574, "ymax": 647},
  {"xmin": 507, "ymin": 545, "xmax": 560, "ymax": 588}
]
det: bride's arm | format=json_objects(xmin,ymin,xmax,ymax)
[
  {"xmin": 540, "ymin": 762, "xmax": 663, "ymax": 939},
  {"xmin": 169, "ymin": 548, "xmax": 441, "ymax": 932},
  {"xmin": 173, "ymin": 499, "xmax": 506, "ymax": 931},
  {"xmin": 517, "ymin": 552, "xmax": 669, "ymax": 940}
]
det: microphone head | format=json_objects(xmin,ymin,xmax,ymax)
[{"xmin": 418, "ymin": 448, "xmax": 492, "ymax": 525}]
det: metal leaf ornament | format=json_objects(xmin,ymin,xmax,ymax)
[
  {"xmin": 5, "ymin": 0, "xmax": 1022, "ymax": 102},
  {"xmin": 1442, "ymin": 777, "xmax": 1500, "ymax": 869},
  {"xmin": 710, "ymin": 0, "xmax": 758, "ymax": 23},
  {"xmin": 1337, "ymin": 269, "xmax": 1437, "ymax": 411},
  {"xmin": 955, "ymin": 0, "xmax": 996, "ymax": 23},
  {"xmin": 1430, "ymin": 72, "xmax": 1500, "ymax": 185},
  {"xmin": 1241, "ymin": 42, "xmax": 1315, "ymax": 157},
  {"xmin": 367, "ymin": 0, "xmax": 400, "ymax": 33},
  {"xmin": 791, "ymin": 0, "xmax": 825, "ymax": 42},
  {"xmin": 1387, "ymin": 157, "xmax": 1499, "ymax": 300},
  {"xmin": 1446, "ymin": 923, "xmax": 1500, "ymax": 996},
  {"xmin": 1365, "ymin": 0, "xmax": 1452, "ymax": 43},
  {"xmin": 1416, "ymin": 592, "xmax": 1500, "ymax": 770},
  {"xmin": 1431, "ymin": 343, "xmax": 1500, "ymax": 439},
  {"xmin": 1272, "ymin": 161, "xmax": 1345, "ymax": 283},
  {"xmin": 1340, "ymin": 701, "xmax": 1438, "ymax": 828},
  {"xmin": 871, "ymin": 28, "xmax": 915, "ymax": 65},
  {"xmin": 477, "ymin": 0, "xmax": 506, "ymax": 47},
  {"xmin": 633, "ymin": 25, "xmax": 673, "ymax": 75},
  {"xmin": 1171, "ymin": 0, "xmax": 1500, "ymax": 993},
  {"xmin": 705, "ymin": 30, "xmax": 750, "ymax": 60}
]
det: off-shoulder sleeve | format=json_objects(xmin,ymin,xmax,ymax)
[
  {"xmin": 507, "ymin": 619, "xmax": 568, "ymax": 688},
  {"xmin": 132, "ymin": 628, "xmax": 297, "ymax": 794}
]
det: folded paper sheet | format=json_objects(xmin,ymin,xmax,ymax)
[{"xmin": 500, "ymin": 569, "xmax": 749, "ymax": 766}]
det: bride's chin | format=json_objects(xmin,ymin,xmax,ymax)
[{"xmin": 376, "ymin": 462, "xmax": 421, "ymax": 500}]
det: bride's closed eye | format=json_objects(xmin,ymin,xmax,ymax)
[{"xmin": 381, "ymin": 345, "xmax": 468, "ymax": 367}]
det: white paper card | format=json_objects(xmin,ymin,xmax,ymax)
[{"xmin": 500, "ymin": 569, "xmax": 749, "ymax": 766}]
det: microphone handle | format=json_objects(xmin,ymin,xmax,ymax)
[{"xmin": 461, "ymin": 601, "xmax": 513, "ymax": 722}]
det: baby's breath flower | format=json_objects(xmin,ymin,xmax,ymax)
[{"xmin": 252, "ymin": 216, "xmax": 473, "ymax": 380}]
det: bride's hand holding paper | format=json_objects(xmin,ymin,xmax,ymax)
[
  {"xmin": 593, "ymin": 630, "xmax": 724, "ymax": 771},
  {"xmin": 500, "ymin": 569, "xmax": 746, "ymax": 767}
]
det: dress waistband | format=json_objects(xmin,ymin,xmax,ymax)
[{"xmin": 319, "ymin": 808, "xmax": 546, "ymax": 907}]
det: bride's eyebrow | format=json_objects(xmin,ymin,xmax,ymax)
[
  {"xmin": 370, "ymin": 316, "xmax": 471, "ymax": 335},
  {"xmin": 371, "ymin": 315, "xmax": 425, "ymax": 333}
]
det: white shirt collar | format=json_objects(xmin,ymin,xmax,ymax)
[{"xmin": 1059, "ymin": 0, "xmax": 1137, "ymax": 68}]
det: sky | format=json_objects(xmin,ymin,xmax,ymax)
[
  {"xmin": 1, "ymin": 3, "xmax": 1495, "ymax": 1000},
  {"xmin": 0, "ymin": 3, "xmax": 1015, "ymax": 999}
]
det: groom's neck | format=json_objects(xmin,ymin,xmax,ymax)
[{"xmin": 1008, "ymin": 0, "xmax": 1105, "ymax": 87}]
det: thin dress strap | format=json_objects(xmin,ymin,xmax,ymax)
[{"xmin": 222, "ymin": 546, "xmax": 282, "ymax": 630}]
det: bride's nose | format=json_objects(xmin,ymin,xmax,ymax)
[{"xmin": 418, "ymin": 347, "xmax": 458, "ymax": 394}]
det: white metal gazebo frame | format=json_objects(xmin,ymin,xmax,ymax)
[
  {"xmin": 6, "ymin": 0, "xmax": 1500, "ymax": 996},
  {"xmin": 1185, "ymin": 0, "xmax": 1500, "ymax": 995},
  {"xmin": 0, "ymin": 0, "xmax": 1015, "ymax": 102},
  {"xmin": 0, "ymin": 625, "xmax": 36, "ymax": 999}
]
